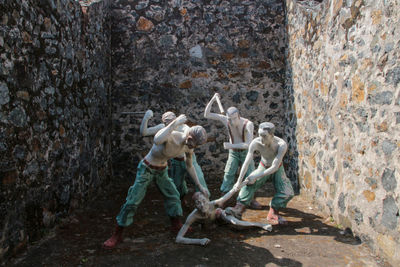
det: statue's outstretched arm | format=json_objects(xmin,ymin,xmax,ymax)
[
  {"xmin": 220, "ymin": 212, "xmax": 272, "ymax": 231},
  {"xmin": 154, "ymin": 114, "xmax": 186, "ymax": 145},
  {"xmin": 226, "ymin": 121, "xmax": 254, "ymax": 150},
  {"xmin": 176, "ymin": 210, "xmax": 210, "ymax": 246},
  {"xmin": 140, "ymin": 110, "xmax": 165, "ymax": 136}
]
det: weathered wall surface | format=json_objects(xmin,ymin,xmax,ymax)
[
  {"xmin": 111, "ymin": 0, "xmax": 295, "ymax": 188},
  {"xmin": 285, "ymin": 0, "xmax": 400, "ymax": 265},
  {"xmin": 0, "ymin": 0, "xmax": 111, "ymax": 260}
]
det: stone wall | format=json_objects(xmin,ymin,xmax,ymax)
[
  {"xmin": 0, "ymin": 0, "xmax": 111, "ymax": 260},
  {"xmin": 285, "ymin": 0, "xmax": 400, "ymax": 265},
  {"xmin": 111, "ymin": 0, "xmax": 293, "ymax": 187}
]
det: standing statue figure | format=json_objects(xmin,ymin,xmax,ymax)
[
  {"xmin": 227, "ymin": 122, "xmax": 294, "ymax": 225},
  {"xmin": 140, "ymin": 110, "xmax": 210, "ymax": 199},
  {"xmin": 204, "ymin": 93, "xmax": 260, "ymax": 209},
  {"xmin": 103, "ymin": 114, "xmax": 209, "ymax": 249},
  {"xmin": 176, "ymin": 183, "xmax": 272, "ymax": 246}
]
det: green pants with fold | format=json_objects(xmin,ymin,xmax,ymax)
[
  {"xmin": 221, "ymin": 149, "xmax": 255, "ymax": 193},
  {"xmin": 170, "ymin": 154, "xmax": 210, "ymax": 198},
  {"xmin": 116, "ymin": 160, "xmax": 182, "ymax": 227},
  {"xmin": 237, "ymin": 164, "xmax": 294, "ymax": 210}
]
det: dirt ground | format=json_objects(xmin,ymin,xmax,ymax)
[{"xmin": 7, "ymin": 179, "xmax": 391, "ymax": 267}]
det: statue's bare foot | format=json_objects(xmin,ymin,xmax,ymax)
[
  {"xmin": 262, "ymin": 224, "xmax": 273, "ymax": 231},
  {"xmin": 267, "ymin": 215, "xmax": 288, "ymax": 225},
  {"xmin": 103, "ymin": 226, "xmax": 124, "ymax": 249}
]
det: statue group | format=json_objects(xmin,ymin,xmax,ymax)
[{"xmin": 103, "ymin": 93, "xmax": 294, "ymax": 248}]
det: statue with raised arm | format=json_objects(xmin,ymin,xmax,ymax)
[
  {"xmin": 175, "ymin": 183, "xmax": 272, "ymax": 246},
  {"xmin": 140, "ymin": 110, "xmax": 210, "ymax": 199},
  {"xmin": 204, "ymin": 93, "xmax": 261, "ymax": 208},
  {"xmin": 226, "ymin": 122, "xmax": 294, "ymax": 225},
  {"xmin": 103, "ymin": 115, "xmax": 209, "ymax": 249}
]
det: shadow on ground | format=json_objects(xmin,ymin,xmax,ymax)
[{"xmin": 7, "ymin": 179, "xmax": 390, "ymax": 267}]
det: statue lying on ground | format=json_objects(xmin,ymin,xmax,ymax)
[{"xmin": 175, "ymin": 183, "xmax": 272, "ymax": 246}]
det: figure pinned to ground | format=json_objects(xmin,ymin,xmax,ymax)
[{"xmin": 175, "ymin": 181, "xmax": 272, "ymax": 246}]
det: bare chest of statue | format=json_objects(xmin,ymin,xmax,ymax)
[
  {"xmin": 227, "ymin": 120, "xmax": 246, "ymax": 144},
  {"xmin": 259, "ymin": 143, "xmax": 278, "ymax": 165}
]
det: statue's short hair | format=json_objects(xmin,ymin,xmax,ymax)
[
  {"xmin": 192, "ymin": 192, "xmax": 203, "ymax": 201},
  {"xmin": 188, "ymin": 125, "xmax": 207, "ymax": 145},
  {"xmin": 259, "ymin": 122, "xmax": 275, "ymax": 135},
  {"xmin": 162, "ymin": 111, "xmax": 176, "ymax": 124},
  {"xmin": 226, "ymin": 107, "xmax": 239, "ymax": 117}
]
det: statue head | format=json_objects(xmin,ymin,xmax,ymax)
[
  {"xmin": 192, "ymin": 192, "xmax": 211, "ymax": 214},
  {"xmin": 258, "ymin": 122, "xmax": 275, "ymax": 140},
  {"xmin": 161, "ymin": 111, "xmax": 176, "ymax": 126},
  {"xmin": 186, "ymin": 125, "xmax": 207, "ymax": 149},
  {"xmin": 226, "ymin": 107, "xmax": 240, "ymax": 127}
]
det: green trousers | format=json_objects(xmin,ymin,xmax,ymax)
[
  {"xmin": 116, "ymin": 160, "xmax": 182, "ymax": 227},
  {"xmin": 221, "ymin": 149, "xmax": 255, "ymax": 193},
  {"xmin": 170, "ymin": 154, "xmax": 210, "ymax": 198},
  {"xmin": 237, "ymin": 164, "xmax": 294, "ymax": 210}
]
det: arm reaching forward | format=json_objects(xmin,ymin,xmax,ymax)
[
  {"xmin": 140, "ymin": 110, "xmax": 165, "ymax": 137},
  {"xmin": 246, "ymin": 140, "xmax": 287, "ymax": 185},
  {"xmin": 234, "ymin": 140, "xmax": 257, "ymax": 186},
  {"xmin": 153, "ymin": 114, "xmax": 187, "ymax": 145},
  {"xmin": 185, "ymin": 151, "xmax": 209, "ymax": 198},
  {"xmin": 175, "ymin": 210, "xmax": 210, "ymax": 246},
  {"xmin": 213, "ymin": 181, "xmax": 246, "ymax": 207},
  {"xmin": 223, "ymin": 121, "xmax": 254, "ymax": 150}
]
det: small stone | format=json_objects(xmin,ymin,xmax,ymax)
[
  {"xmin": 136, "ymin": 17, "xmax": 154, "ymax": 32},
  {"xmin": 189, "ymin": 45, "xmax": 203, "ymax": 59},
  {"xmin": 0, "ymin": 82, "xmax": 10, "ymax": 105},
  {"xmin": 159, "ymin": 34, "xmax": 176, "ymax": 48},
  {"xmin": 65, "ymin": 70, "xmax": 73, "ymax": 87},
  {"xmin": 395, "ymin": 112, "xmax": 400, "ymax": 124},
  {"xmin": 45, "ymin": 86, "xmax": 55, "ymax": 95},
  {"xmin": 13, "ymin": 145, "xmax": 26, "ymax": 160},
  {"xmin": 204, "ymin": 13, "xmax": 215, "ymax": 24},
  {"xmin": 232, "ymin": 92, "xmax": 241, "ymax": 103},
  {"xmin": 351, "ymin": 75, "xmax": 364, "ymax": 103},
  {"xmin": 16, "ymin": 91, "xmax": 30, "ymax": 101},
  {"xmin": 246, "ymin": 91, "xmax": 258, "ymax": 102},
  {"xmin": 369, "ymin": 91, "xmax": 393, "ymax": 105},
  {"xmin": 179, "ymin": 80, "xmax": 192, "ymax": 89},
  {"xmin": 382, "ymin": 196, "xmax": 398, "ymax": 230},
  {"xmin": 382, "ymin": 168, "xmax": 396, "ymax": 192},
  {"xmin": 381, "ymin": 140, "xmax": 396, "ymax": 156},
  {"xmin": 384, "ymin": 43, "xmax": 394, "ymax": 53},
  {"xmin": 238, "ymin": 39, "xmax": 250, "ymax": 49},
  {"xmin": 135, "ymin": 0, "xmax": 149, "ymax": 10},
  {"xmin": 338, "ymin": 193, "xmax": 346, "ymax": 213},
  {"xmin": 8, "ymin": 107, "xmax": 27, "ymax": 127},
  {"xmin": 274, "ymin": 244, "xmax": 281, "ymax": 248},
  {"xmin": 385, "ymin": 67, "xmax": 400, "ymax": 87}
]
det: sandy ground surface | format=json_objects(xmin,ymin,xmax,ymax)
[{"xmin": 6, "ymin": 179, "xmax": 391, "ymax": 267}]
